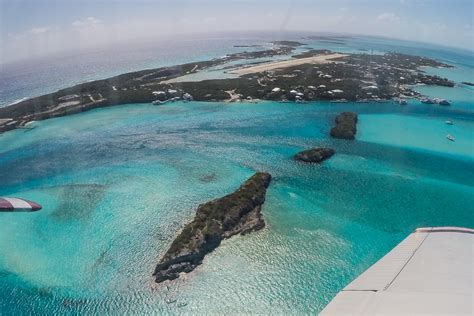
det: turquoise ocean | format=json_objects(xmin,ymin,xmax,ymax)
[{"xmin": 0, "ymin": 33, "xmax": 473, "ymax": 314}]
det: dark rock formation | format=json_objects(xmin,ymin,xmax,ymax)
[
  {"xmin": 330, "ymin": 112, "xmax": 358, "ymax": 139},
  {"xmin": 153, "ymin": 172, "xmax": 272, "ymax": 283},
  {"xmin": 462, "ymin": 82, "xmax": 474, "ymax": 87},
  {"xmin": 294, "ymin": 148, "xmax": 335, "ymax": 163}
]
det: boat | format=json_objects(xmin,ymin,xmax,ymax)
[
  {"xmin": 0, "ymin": 197, "xmax": 42, "ymax": 212},
  {"xmin": 438, "ymin": 99, "xmax": 451, "ymax": 106},
  {"xmin": 446, "ymin": 134, "xmax": 455, "ymax": 142},
  {"xmin": 420, "ymin": 97, "xmax": 435, "ymax": 104},
  {"xmin": 395, "ymin": 98, "xmax": 407, "ymax": 105},
  {"xmin": 295, "ymin": 95, "xmax": 304, "ymax": 103},
  {"xmin": 330, "ymin": 99, "xmax": 348, "ymax": 103},
  {"xmin": 432, "ymin": 98, "xmax": 451, "ymax": 106},
  {"xmin": 445, "ymin": 120, "xmax": 454, "ymax": 125}
]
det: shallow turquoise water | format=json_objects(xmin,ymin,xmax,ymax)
[
  {"xmin": 358, "ymin": 113, "xmax": 474, "ymax": 160},
  {"xmin": 1, "ymin": 98, "xmax": 473, "ymax": 314},
  {"xmin": 1, "ymin": 35, "xmax": 474, "ymax": 314}
]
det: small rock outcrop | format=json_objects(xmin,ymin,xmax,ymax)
[
  {"xmin": 153, "ymin": 172, "xmax": 272, "ymax": 283},
  {"xmin": 294, "ymin": 148, "xmax": 335, "ymax": 163},
  {"xmin": 330, "ymin": 112, "xmax": 358, "ymax": 139}
]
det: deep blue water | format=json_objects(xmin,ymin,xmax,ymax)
[{"xmin": 0, "ymin": 34, "xmax": 473, "ymax": 314}]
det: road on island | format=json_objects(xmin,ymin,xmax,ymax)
[{"xmin": 228, "ymin": 53, "xmax": 347, "ymax": 75}]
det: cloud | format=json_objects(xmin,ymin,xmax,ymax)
[
  {"xmin": 72, "ymin": 17, "xmax": 103, "ymax": 28},
  {"xmin": 1, "ymin": 4, "xmax": 472, "ymax": 65},
  {"xmin": 30, "ymin": 26, "xmax": 52, "ymax": 35},
  {"xmin": 376, "ymin": 13, "xmax": 401, "ymax": 23},
  {"xmin": 433, "ymin": 23, "xmax": 447, "ymax": 31}
]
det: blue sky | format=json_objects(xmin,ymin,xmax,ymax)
[{"xmin": 1, "ymin": 0, "xmax": 473, "ymax": 63}]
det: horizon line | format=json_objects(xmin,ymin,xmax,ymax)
[{"xmin": 1, "ymin": 30, "xmax": 472, "ymax": 67}]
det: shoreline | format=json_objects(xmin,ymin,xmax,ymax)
[{"xmin": 0, "ymin": 42, "xmax": 455, "ymax": 134}]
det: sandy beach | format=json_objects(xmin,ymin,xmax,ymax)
[{"xmin": 228, "ymin": 53, "xmax": 347, "ymax": 75}]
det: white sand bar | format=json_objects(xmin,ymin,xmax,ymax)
[
  {"xmin": 228, "ymin": 53, "xmax": 347, "ymax": 75},
  {"xmin": 321, "ymin": 226, "xmax": 474, "ymax": 315}
]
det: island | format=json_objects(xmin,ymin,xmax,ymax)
[
  {"xmin": 153, "ymin": 172, "xmax": 272, "ymax": 283},
  {"xmin": 330, "ymin": 112, "xmax": 358, "ymax": 139},
  {"xmin": 0, "ymin": 41, "xmax": 455, "ymax": 134},
  {"xmin": 270, "ymin": 40, "xmax": 306, "ymax": 47},
  {"xmin": 294, "ymin": 148, "xmax": 335, "ymax": 163}
]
